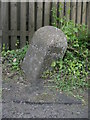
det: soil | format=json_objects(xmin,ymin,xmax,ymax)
[{"xmin": 1, "ymin": 58, "xmax": 89, "ymax": 118}]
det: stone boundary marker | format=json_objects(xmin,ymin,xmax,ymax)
[{"xmin": 22, "ymin": 26, "xmax": 67, "ymax": 85}]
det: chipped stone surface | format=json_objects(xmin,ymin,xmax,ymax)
[{"xmin": 22, "ymin": 26, "xmax": 67, "ymax": 84}]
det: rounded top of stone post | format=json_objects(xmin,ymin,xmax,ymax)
[
  {"xmin": 31, "ymin": 26, "xmax": 67, "ymax": 48},
  {"xmin": 22, "ymin": 26, "xmax": 67, "ymax": 84}
]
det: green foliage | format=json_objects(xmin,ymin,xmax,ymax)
[
  {"xmin": 52, "ymin": 51, "xmax": 89, "ymax": 91},
  {"xmin": 2, "ymin": 45, "xmax": 28, "ymax": 70},
  {"xmin": 15, "ymin": 39, "xmax": 20, "ymax": 48},
  {"xmin": 42, "ymin": 3, "xmax": 89, "ymax": 95}
]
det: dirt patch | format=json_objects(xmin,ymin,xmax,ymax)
[
  {"xmin": 1, "ymin": 58, "xmax": 89, "ymax": 118},
  {"xmin": 2, "ymin": 58, "xmax": 88, "ymax": 104}
]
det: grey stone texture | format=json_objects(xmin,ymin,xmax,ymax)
[{"xmin": 22, "ymin": 26, "xmax": 67, "ymax": 84}]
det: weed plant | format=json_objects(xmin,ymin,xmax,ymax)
[
  {"xmin": 2, "ymin": 44, "xmax": 28, "ymax": 71},
  {"xmin": 42, "ymin": 3, "xmax": 89, "ymax": 96}
]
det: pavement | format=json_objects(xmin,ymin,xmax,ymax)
[
  {"xmin": 2, "ymin": 79, "xmax": 89, "ymax": 118},
  {"xmin": 0, "ymin": 56, "xmax": 89, "ymax": 118}
]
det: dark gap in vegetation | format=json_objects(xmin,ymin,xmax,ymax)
[
  {"xmin": 70, "ymin": 2, "xmax": 72, "ymax": 20},
  {"xmin": 9, "ymin": 36, "xmax": 11, "ymax": 50},
  {"xmin": 57, "ymin": 2, "xmax": 59, "ymax": 27},
  {"xmin": 76, "ymin": 2, "xmax": 78, "ymax": 24},
  {"xmin": 28, "ymin": 3, "xmax": 29, "ymax": 31},
  {"xmin": 49, "ymin": 2, "xmax": 51, "ymax": 25},
  {"xmin": 85, "ymin": 2, "xmax": 87, "ymax": 25},
  {"xmin": 75, "ymin": 2, "xmax": 77, "ymax": 24},
  {"xmin": 87, "ymin": 33, "xmax": 90, "ymax": 50},
  {"xmin": 80, "ymin": 2, "xmax": 83, "ymax": 24},
  {"xmin": 17, "ymin": 36, "xmax": 20, "ymax": 49},
  {"xmin": 26, "ymin": 2, "xmax": 29, "ymax": 31},
  {"xmin": 17, "ymin": 2, "xmax": 20, "ymax": 30},
  {"xmin": 64, "ymin": 2, "xmax": 66, "ymax": 16},
  {"xmin": 50, "ymin": 2, "xmax": 53, "ymax": 25},
  {"xmin": 42, "ymin": 2, "xmax": 45, "ymax": 27},
  {"xmin": 86, "ymin": 2, "xmax": 88, "ymax": 25},
  {"xmin": 35, "ymin": 2, "xmax": 37, "ymax": 31},
  {"xmin": 81, "ymin": 2, "xmax": 83, "ymax": 24},
  {"xmin": 57, "ymin": 2, "xmax": 59, "ymax": 16},
  {"xmin": 8, "ymin": 2, "xmax": 11, "ymax": 30},
  {"xmin": 26, "ymin": 36, "xmax": 29, "ymax": 45},
  {"xmin": 20, "ymin": 3, "xmax": 21, "ymax": 30}
]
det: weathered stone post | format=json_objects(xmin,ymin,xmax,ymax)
[{"xmin": 22, "ymin": 26, "xmax": 67, "ymax": 85}]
